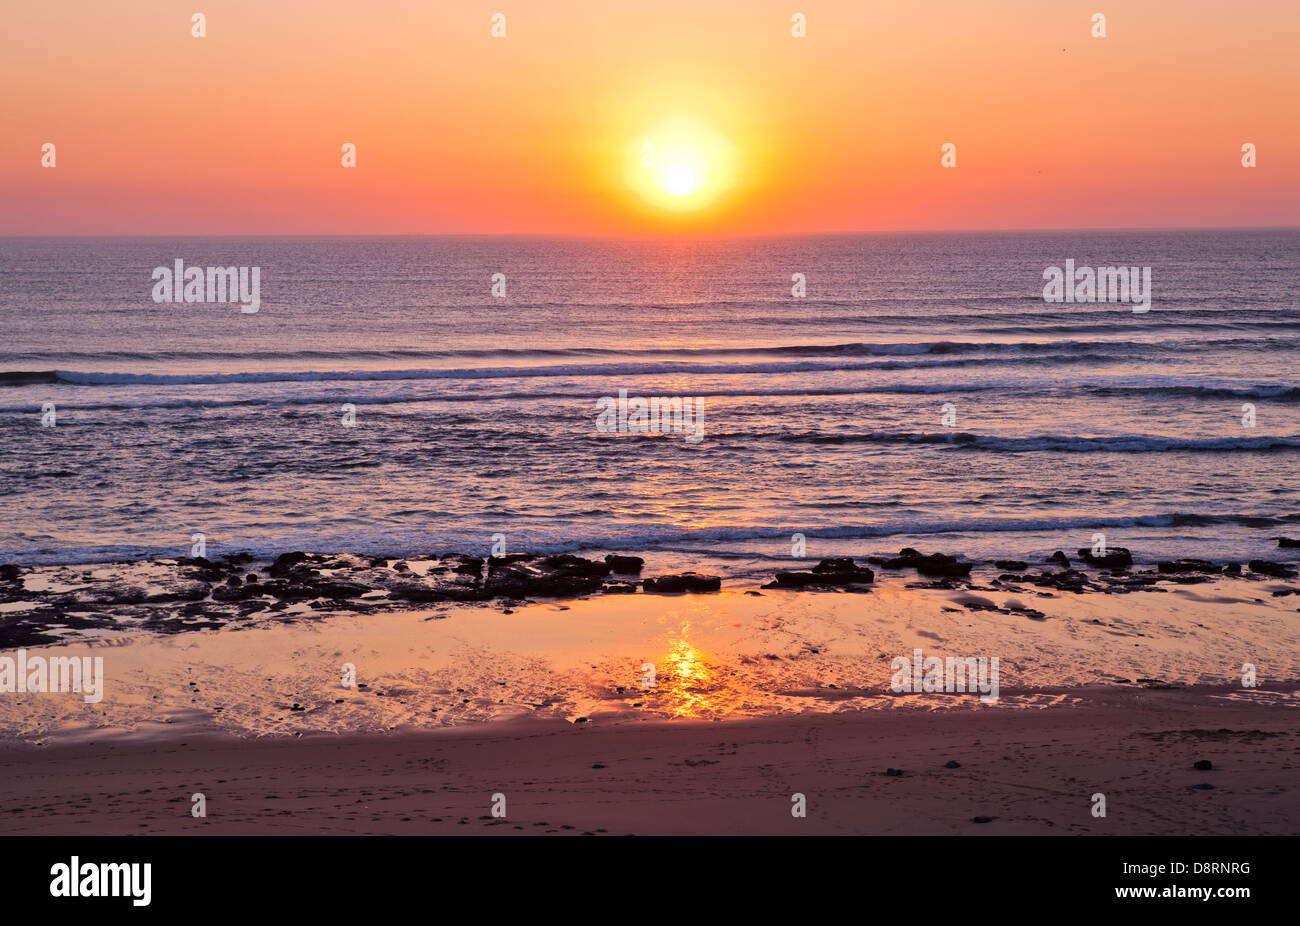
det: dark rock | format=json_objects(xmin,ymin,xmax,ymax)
[
  {"xmin": 539, "ymin": 554, "xmax": 610, "ymax": 578},
  {"xmin": 437, "ymin": 554, "xmax": 484, "ymax": 576},
  {"xmin": 267, "ymin": 583, "xmax": 319, "ymax": 601},
  {"xmin": 0, "ymin": 620, "xmax": 60, "ymax": 647},
  {"xmin": 268, "ymin": 552, "xmax": 313, "ymax": 577},
  {"xmin": 144, "ymin": 581, "xmax": 210, "ymax": 603},
  {"xmin": 315, "ymin": 581, "xmax": 370, "ymax": 599},
  {"xmin": 1193, "ymin": 759, "xmax": 1213, "ymax": 771},
  {"xmin": 642, "ymin": 572, "xmax": 721, "ymax": 594},
  {"xmin": 811, "ymin": 557, "xmax": 857, "ymax": 573},
  {"xmin": 944, "ymin": 760, "xmax": 961, "ymax": 769},
  {"xmin": 388, "ymin": 580, "xmax": 484, "ymax": 603},
  {"xmin": 885, "ymin": 768, "xmax": 904, "ymax": 777},
  {"xmin": 82, "ymin": 585, "xmax": 149, "ymax": 605},
  {"xmin": 184, "ymin": 567, "xmax": 228, "ymax": 584},
  {"xmin": 1249, "ymin": 559, "xmax": 1296, "ymax": 577},
  {"xmin": 1022, "ymin": 568, "xmax": 1095, "ymax": 593},
  {"xmin": 1222, "ymin": 563, "xmax": 1242, "ymax": 576},
  {"xmin": 1276, "ymin": 537, "xmax": 1300, "ymax": 548},
  {"xmin": 972, "ymin": 815, "xmax": 994, "ymax": 823},
  {"xmin": 765, "ymin": 570, "xmax": 859, "ymax": 589},
  {"xmin": 604, "ymin": 554, "xmax": 645, "ymax": 574},
  {"xmin": 1107, "ymin": 573, "xmax": 1161, "ymax": 588},
  {"xmin": 1077, "ymin": 547, "xmax": 1133, "ymax": 568},
  {"xmin": 874, "ymin": 549, "xmax": 919, "ymax": 568},
  {"xmin": 1046, "ymin": 551, "xmax": 1070, "ymax": 567},
  {"xmin": 867, "ymin": 548, "xmax": 916, "ymax": 566},
  {"xmin": 871, "ymin": 549, "xmax": 971, "ymax": 577},
  {"xmin": 1190, "ymin": 783, "xmax": 1215, "ymax": 790},
  {"xmin": 1169, "ymin": 574, "xmax": 1214, "ymax": 585},
  {"xmin": 212, "ymin": 583, "xmax": 257, "ymax": 602},
  {"xmin": 485, "ymin": 555, "xmax": 607, "ymax": 598},
  {"xmin": 487, "ymin": 553, "xmax": 535, "ymax": 570},
  {"xmin": 0, "ymin": 564, "xmax": 23, "ymax": 581},
  {"xmin": 601, "ymin": 582, "xmax": 638, "ymax": 594},
  {"xmin": 767, "ymin": 558, "xmax": 875, "ymax": 589},
  {"xmin": 1158, "ymin": 559, "xmax": 1216, "ymax": 574},
  {"xmin": 914, "ymin": 554, "xmax": 972, "ymax": 578},
  {"xmin": 226, "ymin": 575, "xmax": 243, "ymax": 587},
  {"xmin": 993, "ymin": 560, "xmax": 1027, "ymax": 571}
]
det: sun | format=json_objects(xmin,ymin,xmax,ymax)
[
  {"xmin": 625, "ymin": 117, "xmax": 738, "ymax": 213},
  {"xmin": 663, "ymin": 164, "xmax": 701, "ymax": 197}
]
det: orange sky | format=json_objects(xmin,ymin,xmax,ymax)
[{"xmin": 2, "ymin": 0, "xmax": 1298, "ymax": 235}]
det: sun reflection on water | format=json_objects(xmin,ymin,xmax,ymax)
[{"xmin": 650, "ymin": 623, "xmax": 748, "ymax": 718}]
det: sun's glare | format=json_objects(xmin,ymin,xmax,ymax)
[
  {"xmin": 663, "ymin": 165, "xmax": 701, "ymax": 196},
  {"xmin": 626, "ymin": 117, "xmax": 738, "ymax": 213}
]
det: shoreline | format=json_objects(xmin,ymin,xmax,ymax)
[
  {"xmin": 2, "ymin": 545, "xmax": 1298, "ymax": 649},
  {"xmin": 2, "ymin": 571, "xmax": 1297, "ymax": 746},
  {"xmin": 2, "ymin": 685, "xmax": 1295, "ymax": 835}
]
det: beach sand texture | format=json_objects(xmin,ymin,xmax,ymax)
[{"xmin": 1, "ymin": 575, "xmax": 1296, "ymax": 835}]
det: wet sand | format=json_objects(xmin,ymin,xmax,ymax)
[
  {"xmin": 1, "ymin": 575, "xmax": 1297, "ymax": 834},
  {"xmin": 1, "ymin": 685, "xmax": 1296, "ymax": 835},
  {"xmin": 2, "ymin": 577, "xmax": 1299, "ymax": 741}
]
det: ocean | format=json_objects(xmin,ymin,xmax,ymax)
[{"xmin": 2, "ymin": 229, "xmax": 1298, "ymax": 579}]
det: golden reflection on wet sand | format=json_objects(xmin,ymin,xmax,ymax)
[{"xmin": 644, "ymin": 622, "xmax": 750, "ymax": 718}]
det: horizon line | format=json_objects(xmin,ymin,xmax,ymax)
[{"xmin": 3, "ymin": 224, "xmax": 1299, "ymax": 241}]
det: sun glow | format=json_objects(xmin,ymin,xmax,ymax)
[
  {"xmin": 663, "ymin": 164, "xmax": 700, "ymax": 196},
  {"xmin": 626, "ymin": 117, "xmax": 738, "ymax": 213}
]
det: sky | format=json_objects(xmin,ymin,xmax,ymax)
[{"xmin": 2, "ymin": 0, "xmax": 1298, "ymax": 235}]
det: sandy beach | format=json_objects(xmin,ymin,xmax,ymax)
[
  {"xmin": 2, "ymin": 565, "xmax": 1297, "ymax": 835},
  {"xmin": 2, "ymin": 684, "xmax": 1295, "ymax": 836}
]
